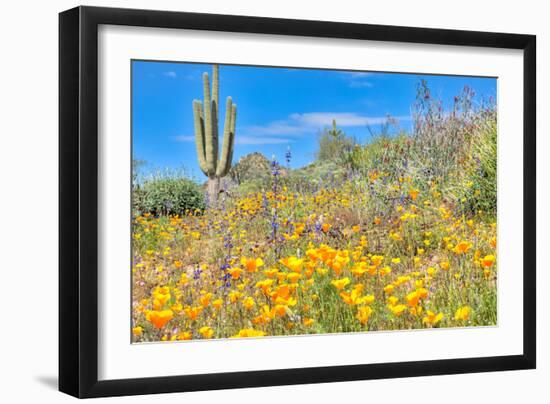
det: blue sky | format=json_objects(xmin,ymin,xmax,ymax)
[{"xmin": 132, "ymin": 61, "xmax": 496, "ymax": 180}]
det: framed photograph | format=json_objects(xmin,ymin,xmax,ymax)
[{"xmin": 59, "ymin": 6, "xmax": 536, "ymax": 398}]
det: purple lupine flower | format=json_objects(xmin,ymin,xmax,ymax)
[
  {"xmin": 271, "ymin": 214, "xmax": 279, "ymax": 234},
  {"xmin": 221, "ymin": 271, "xmax": 232, "ymax": 289},
  {"xmin": 193, "ymin": 266, "xmax": 203, "ymax": 280},
  {"xmin": 271, "ymin": 156, "xmax": 281, "ymax": 177},
  {"xmin": 223, "ymin": 235, "xmax": 233, "ymax": 249},
  {"xmin": 285, "ymin": 147, "xmax": 292, "ymax": 168},
  {"xmin": 314, "ymin": 221, "xmax": 322, "ymax": 233}
]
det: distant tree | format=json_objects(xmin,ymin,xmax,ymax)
[{"xmin": 316, "ymin": 119, "xmax": 355, "ymax": 164}]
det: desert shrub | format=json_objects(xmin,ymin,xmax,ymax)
[
  {"xmin": 343, "ymin": 82, "xmax": 496, "ymax": 220},
  {"xmin": 406, "ymin": 82, "xmax": 477, "ymax": 188},
  {"xmin": 285, "ymin": 160, "xmax": 347, "ymax": 193},
  {"xmin": 408, "ymin": 82, "xmax": 497, "ymax": 215},
  {"xmin": 469, "ymin": 111, "xmax": 497, "ymax": 212},
  {"xmin": 451, "ymin": 107, "xmax": 497, "ymax": 216},
  {"xmin": 349, "ymin": 133, "xmax": 411, "ymax": 180},
  {"xmin": 134, "ymin": 176, "xmax": 205, "ymax": 216},
  {"xmin": 232, "ymin": 179, "xmax": 267, "ymax": 196},
  {"xmin": 316, "ymin": 120, "xmax": 355, "ymax": 164}
]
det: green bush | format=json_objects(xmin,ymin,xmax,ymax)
[
  {"xmin": 134, "ymin": 177, "xmax": 205, "ymax": 216},
  {"xmin": 316, "ymin": 120, "xmax": 355, "ymax": 164},
  {"xmin": 232, "ymin": 179, "xmax": 267, "ymax": 196},
  {"xmin": 453, "ymin": 109, "xmax": 497, "ymax": 217},
  {"xmin": 349, "ymin": 133, "xmax": 410, "ymax": 179},
  {"xmin": 285, "ymin": 160, "xmax": 347, "ymax": 193}
]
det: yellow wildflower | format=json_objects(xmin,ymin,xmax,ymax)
[
  {"xmin": 331, "ymin": 277, "xmax": 351, "ymax": 290},
  {"xmin": 454, "ymin": 306, "xmax": 471, "ymax": 321},
  {"xmin": 199, "ymin": 326, "xmax": 214, "ymax": 339},
  {"xmin": 356, "ymin": 306, "xmax": 373, "ymax": 325}
]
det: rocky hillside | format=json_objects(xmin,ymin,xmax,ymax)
[{"xmin": 229, "ymin": 152, "xmax": 273, "ymax": 185}]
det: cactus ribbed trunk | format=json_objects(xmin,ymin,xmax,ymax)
[
  {"xmin": 192, "ymin": 64, "xmax": 237, "ymax": 206},
  {"xmin": 207, "ymin": 177, "xmax": 220, "ymax": 204}
]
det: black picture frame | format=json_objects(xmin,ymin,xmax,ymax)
[{"xmin": 59, "ymin": 5, "xmax": 536, "ymax": 398}]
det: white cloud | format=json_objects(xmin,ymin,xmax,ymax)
[
  {"xmin": 341, "ymin": 71, "xmax": 374, "ymax": 88},
  {"xmin": 291, "ymin": 112, "xmax": 406, "ymax": 127},
  {"xmin": 245, "ymin": 112, "xmax": 410, "ymax": 137},
  {"xmin": 348, "ymin": 81, "xmax": 373, "ymax": 88},
  {"xmin": 236, "ymin": 136, "xmax": 291, "ymax": 145},
  {"xmin": 173, "ymin": 112, "xmax": 409, "ymax": 145},
  {"xmin": 173, "ymin": 134, "xmax": 291, "ymax": 145},
  {"xmin": 163, "ymin": 71, "xmax": 177, "ymax": 78},
  {"xmin": 346, "ymin": 72, "xmax": 372, "ymax": 78},
  {"xmin": 246, "ymin": 120, "xmax": 309, "ymax": 136}
]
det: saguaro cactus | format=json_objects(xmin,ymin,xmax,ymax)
[{"xmin": 192, "ymin": 65, "xmax": 237, "ymax": 204}]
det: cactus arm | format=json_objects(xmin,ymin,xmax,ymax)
[
  {"xmin": 211, "ymin": 65, "xmax": 219, "ymax": 170},
  {"xmin": 227, "ymin": 103, "xmax": 237, "ymax": 171},
  {"xmin": 202, "ymin": 72, "xmax": 216, "ymax": 176},
  {"xmin": 212, "ymin": 65, "xmax": 219, "ymax": 118},
  {"xmin": 192, "ymin": 100, "xmax": 208, "ymax": 175},
  {"xmin": 216, "ymin": 97, "xmax": 233, "ymax": 177},
  {"xmin": 230, "ymin": 103, "xmax": 237, "ymax": 136},
  {"xmin": 220, "ymin": 103, "xmax": 237, "ymax": 176}
]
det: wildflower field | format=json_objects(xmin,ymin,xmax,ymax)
[{"xmin": 131, "ymin": 65, "xmax": 497, "ymax": 342}]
